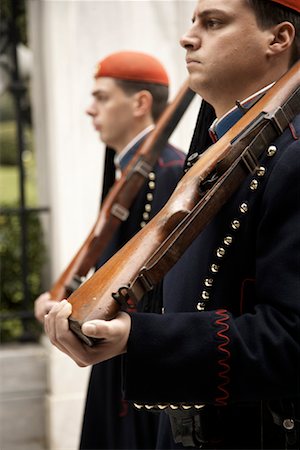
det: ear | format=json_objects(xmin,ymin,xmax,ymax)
[
  {"xmin": 266, "ymin": 21, "xmax": 295, "ymax": 57},
  {"xmin": 132, "ymin": 90, "xmax": 153, "ymax": 118}
]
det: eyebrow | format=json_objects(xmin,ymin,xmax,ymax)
[
  {"xmin": 193, "ymin": 8, "xmax": 229, "ymax": 20},
  {"xmin": 91, "ymin": 89, "xmax": 107, "ymax": 97}
]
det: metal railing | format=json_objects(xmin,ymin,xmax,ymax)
[{"xmin": 0, "ymin": 0, "xmax": 49, "ymax": 342}]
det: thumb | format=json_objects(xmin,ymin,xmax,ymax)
[{"xmin": 82, "ymin": 320, "xmax": 106, "ymax": 338}]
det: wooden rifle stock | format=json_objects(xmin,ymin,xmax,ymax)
[
  {"xmin": 49, "ymin": 80, "xmax": 195, "ymax": 301},
  {"xmin": 67, "ymin": 62, "xmax": 300, "ymax": 346}
]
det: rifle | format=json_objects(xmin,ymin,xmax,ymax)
[
  {"xmin": 48, "ymin": 80, "xmax": 195, "ymax": 301},
  {"xmin": 67, "ymin": 62, "xmax": 300, "ymax": 346}
]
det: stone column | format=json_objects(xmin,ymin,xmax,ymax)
[{"xmin": 27, "ymin": 1, "xmax": 198, "ymax": 448}]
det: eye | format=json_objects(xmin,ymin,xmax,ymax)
[
  {"xmin": 96, "ymin": 94, "xmax": 109, "ymax": 102},
  {"xmin": 205, "ymin": 18, "xmax": 222, "ymax": 29}
]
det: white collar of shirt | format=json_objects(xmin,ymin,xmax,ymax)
[{"xmin": 209, "ymin": 82, "xmax": 275, "ymax": 141}]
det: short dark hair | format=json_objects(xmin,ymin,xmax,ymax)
[
  {"xmin": 114, "ymin": 79, "xmax": 169, "ymax": 122},
  {"xmin": 246, "ymin": 0, "xmax": 300, "ymax": 65}
]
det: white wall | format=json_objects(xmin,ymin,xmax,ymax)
[
  {"xmin": 28, "ymin": 0, "xmax": 199, "ymax": 282},
  {"xmin": 27, "ymin": 1, "xmax": 199, "ymax": 448}
]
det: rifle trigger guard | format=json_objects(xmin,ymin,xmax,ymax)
[{"xmin": 112, "ymin": 285, "xmax": 136, "ymax": 310}]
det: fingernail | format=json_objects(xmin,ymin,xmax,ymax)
[{"xmin": 82, "ymin": 323, "xmax": 96, "ymax": 336}]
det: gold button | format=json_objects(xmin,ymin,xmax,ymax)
[
  {"xmin": 257, "ymin": 166, "xmax": 266, "ymax": 177},
  {"xmin": 231, "ymin": 219, "xmax": 240, "ymax": 230},
  {"xmin": 149, "ymin": 172, "xmax": 156, "ymax": 180},
  {"xmin": 224, "ymin": 236, "xmax": 233, "ymax": 246},
  {"xmin": 204, "ymin": 278, "xmax": 213, "ymax": 287},
  {"xmin": 157, "ymin": 404, "xmax": 168, "ymax": 410},
  {"xmin": 196, "ymin": 302, "xmax": 205, "ymax": 311},
  {"xmin": 267, "ymin": 145, "xmax": 277, "ymax": 156},
  {"xmin": 145, "ymin": 204, "xmax": 151, "ymax": 212},
  {"xmin": 201, "ymin": 291, "xmax": 210, "ymax": 300},
  {"xmin": 250, "ymin": 179, "xmax": 259, "ymax": 190},
  {"xmin": 140, "ymin": 221, "xmax": 146, "ymax": 228},
  {"xmin": 217, "ymin": 247, "xmax": 226, "ymax": 258},
  {"xmin": 143, "ymin": 212, "xmax": 149, "ymax": 220},
  {"xmin": 211, "ymin": 263, "xmax": 219, "ymax": 273},
  {"xmin": 147, "ymin": 193, "xmax": 153, "ymax": 201},
  {"xmin": 148, "ymin": 181, "xmax": 155, "ymax": 190},
  {"xmin": 239, "ymin": 202, "xmax": 248, "ymax": 213},
  {"xmin": 134, "ymin": 403, "xmax": 143, "ymax": 409}
]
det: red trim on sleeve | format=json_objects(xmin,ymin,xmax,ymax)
[{"xmin": 215, "ymin": 309, "xmax": 231, "ymax": 406}]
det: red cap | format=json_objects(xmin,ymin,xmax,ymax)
[
  {"xmin": 94, "ymin": 51, "xmax": 169, "ymax": 86},
  {"xmin": 272, "ymin": 0, "xmax": 300, "ymax": 13}
]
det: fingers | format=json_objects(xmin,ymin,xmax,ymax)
[
  {"xmin": 44, "ymin": 300, "xmax": 71, "ymax": 342},
  {"xmin": 44, "ymin": 303, "xmax": 131, "ymax": 367},
  {"xmin": 44, "ymin": 300, "xmax": 104, "ymax": 367},
  {"xmin": 34, "ymin": 292, "xmax": 58, "ymax": 323},
  {"xmin": 82, "ymin": 311, "xmax": 131, "ymax": 355},
  {"xmin": 44, "ymin": 300, "xmax": 87, "ymax": 366}
]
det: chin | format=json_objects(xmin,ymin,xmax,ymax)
[
  {"xmin": 188, "ymin": 77, "xmax": 204, "ymax": 98},
  {"xmin": 189, "ymin": 75, "xmax": 214, "ymax": 103}
]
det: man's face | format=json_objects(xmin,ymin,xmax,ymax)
[
  {"xmin": 180, "ymin": 0, "xmax": 273, "ymax": 115},
  {"xmin": 86, "ymin": 77, "xmax": 136, "ymax": 151}
]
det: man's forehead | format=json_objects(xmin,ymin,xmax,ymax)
[
  {"xmin": 194, "ymin": 0, "xmax": 244, "ymax": 14},
  {"xmin": 92, "ymin": 77, "xmax": 117, "ymax": 94},
  {"xmin": 195, "ymin": 0, "xmax": 300, "ymax": 14}
]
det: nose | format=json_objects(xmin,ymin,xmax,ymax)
[
  {"xmin": 86, "ymin": 102, "xmax": 96, "ymax": 117},
  {"xmin": 180, "ymin": 24, "xmax": 200, "ymax": 50}
]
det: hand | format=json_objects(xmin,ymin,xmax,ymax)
[
  {"xmin": 44, "ymin": 300, "xmax": 131, "ymax": 367},
  {"xmin": 34, "ymin": 292, "xmax": 59, "ymax": 323}
]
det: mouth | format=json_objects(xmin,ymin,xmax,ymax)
[{"xmin": 186, "ymin": 57, "xmax": 201, "ymax": 68}]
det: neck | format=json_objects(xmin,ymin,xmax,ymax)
[
  {"xmin": 208, "ymin": 65, "xmax": 290, "ymax": 118},
  {"xmin": 113, "ymin": 118, "xmax": 154, "ymax": 154}
]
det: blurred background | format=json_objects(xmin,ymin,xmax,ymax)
[{"xmin": 0, "ymin": 1, "xmax": 199, "ymax": 449}]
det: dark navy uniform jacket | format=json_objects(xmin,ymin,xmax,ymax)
[
  {"xmin": 125, "ymin": 113, "xmax": 300, "ymax": 449},
  {"xmin": 80, "ymin": 136, "xmax": 185, "ymax": 450}
]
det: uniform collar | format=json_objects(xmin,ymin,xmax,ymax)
[
  {"xmin": 114, "ymin": 125, "xmax": 155, "ymax": 176},
  {"xmin": 209, "ymin": 83, "xmax": 275, "ymax": 142}
]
